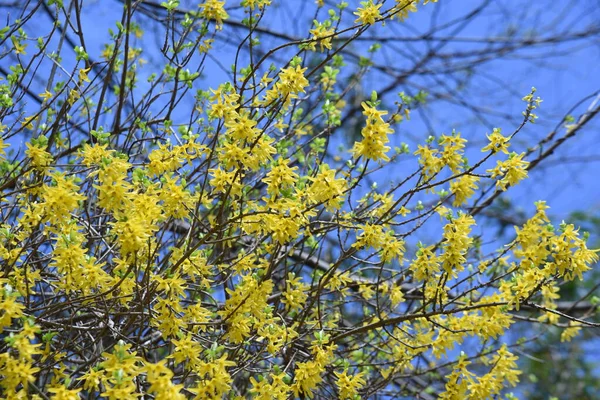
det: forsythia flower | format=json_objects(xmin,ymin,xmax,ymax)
[
  {"xmin": 335, "ymin": 370, "xmax": 366, "ymax": 399},
  {"xmin": 199, "ymin": 0, "xmax": 229, "ymax": 29},
  {"xmin": 293, "ymin": 361, "xmax": 325, "ymax": 398},
  {"xmin": 410, "ymin": 244, "xmax": 441, "ymax": 281},
  {"xmin": 467, "ymin": 345, "xmax": 521, "ymax": 398},
  {"xmin": 190, "ymin": 354, "xmax": 236, "ymax": 399},
  {"xmin": 143, "ymin": 360, "xmax": 186, "ymax": 399},
  {"xmin": 440, "ymin": 355, "xmax": 471, "ymax": 399},
  {"xmin": 219, "ymin": 274, "xmax": 273, "ymax": 343},
  {"xmin": 208, "ymin": 85, "xmax": 240, "ymax": 119},
  {"xmin": 263, "ymin": 159, "xmax": 298, "ymax": 197},
  {"xmin": 224, "ymin": 111, "xmax": 261, "ymax": 141},
  {"xmin": 38, "ymin": 90, "xmax": 53, "ymax": 102},
  {"xmin": 41, "ymin": 173, "xmax": 86, "ymax": 225},
  {"xmin": 111, "ymin": 214, "xmax": 155, "ymax": 256},
  {"xmin": 171, "ymin": 333, "xmax": 203, "ymax": 366},
  {"xmin": 0, "ymin": 137, "xmax": 9, "ymax": 158},
  {"xmin": 263, "ymin": 64, "xmax": 309, "ymax": 108},
  {"xmin": 0, "ymin": 292, "xmax": 24, "ymax": 332},
  {"xmin": 25, "ymin": 140, "xmax": 53, "ymax": 169},
  {"xmin": 242, "ymin": 0, "xmax": 271, "ymax": 9},
  {"xmin": 159, "ymin": 174, "xmax": 194, "ymax": 219},
  {"xmin": 148, "ymin": 142, "xmax": 186, "ymax": 176},
  {"xmin": 450, "ymin": 174, "xmax": 479, "ymax": 206},
  {"xmin": 78, "ymin": 67, "xmax": 91, "ymax": 83},
  {"xmin": 441, "ymin": 213, "xmax": 475, "ymax": 277},
  {"xmin": 392, "ymin": 0, "xmax": 418, "ymax": 21},
  {"xmin": 280, "ymin": 65, "xmax": 309, "ymax": 98},
  {"xmin": 351, "ymin": 102, "xmax": 393, "ymax": 162},
  {"xmin": 354, "ymin": 224, "xmax": 405, "ymax": 263},
  {"xmin": 281, "ymin": 273, "xmax": 309, "ymax": 311},
  {"xmin": 354, "ymin": 0, "xmax": 383, "ymax": 25},
  {"xmin": 482, "ymin": 127, "xmax": 510, "ymax": 154},
  {"xmin": 47, "ymin": 385, "xmax": 82, "ymax": 399},
  {"xmin": 561, "ymin": 321, "xmax": 582, "ymax": 342},
  {"xmin": 309, "ymin": 20, "xmax": 335, "ymax": 52},
  {"xmin": 414, "ymin": 144, "xmax": 443, "ymax": 179},
  {"xmin": 249, "ymin": 371, "xmax": 290, "ymax": 399},
  {"xmin": 306, "ymin": 164, "xmax": 346, "ymax": 211},
  {"xmin": 209, "ymin": 167, "xmax": 244, "ymax": 196},
  {"xmin": 487, "ymin": 152, "xmax": 529, "ymax": 191},
  {"xmin": 440, "ymin": 132, "xmax": 467, "ymax": 173}
]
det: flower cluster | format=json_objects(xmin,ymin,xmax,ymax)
[{"xmin": 351, "ymin": 102, "xmax": 394, "ymax": 162}]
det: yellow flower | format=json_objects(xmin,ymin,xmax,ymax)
[
  {"xmin": 292, "ymin": 361, "xmax": 325, "ymax": 398},
  {"xmin": 249, "ymin": 371, "xmax": 290, "ymax": 399},
  {"xmin": 440, "ymin": 132, "xmax": 467, "ymax": 173},
  {"xmin": 414, "ymin": 144, "xmax": 442, "ymax": 179},
  {"xmin": 40, "ymin": 173, "xmax": 86, "ymax": 225},
  {"xmin": 281, "ymin": 273, "xmax": 308, "ymax": 311},
  {"xmin": 561, "ymin": 321, "xmax": 582, "ymax": 342},
  {"xmin": 481, "ymin": 128, "xmax": 510, "ymax": 154},
  {"xmin": 392, "ymin": 0, "xmax": 418, "ymax": 21},
  {"xmin": 487, "ymin": 152, "xmax": 529, "ymax": 191},
  {"xmin": 21, "ymin": 115, "xmax": 37, "ymax": 130},
  {"xmin": 67, "ymin": 88, "xmax": 80, "ymax": 105},
  {"xmin": 11, "ymin": 35, "xmax": 27, "ymax": 55},
  {"xmin": 0, "ymin": 138, "xmax": 8, "ymax": 160},
  {"xmin": 0, "ymin": 294, "xmax": 25, "ymax": 332},
  {"xmin": 262, "ymin": 64, "xmax": 309, "ymax": 108},
  {"xmin": 111, "ymin": 215, "xmax": 154, "ymax": 256},
  {"xmin": 351, "ymin": 102, "xmax": 393, "ymax": 162},
  {"xmin": 410, "ymin": 244, "xmax": 441, "ymax": 281},
  {"xmin": 278, "ymin": 65, "xmax": 309, "ymax": 95},
  {"xmin": 354, "ymin": 0, "xmax": 383, "ymax": 25},
  {"xmin": 450, "ymin": 174, "xmax": 479, "ymax": 206},
  {"xmin": 47, "ymin": 385, "xmax": 82, "ymax": 400},
  {"xmin": 38, "ymin": 90, "xmax": 53, "ymax": 102},
  {"xmin": 242, "ymin": 0, "xmax": 271, "ymax": 9},
  {"xmin": 306, "ymin": 164, "xmax": 347, "ymax": 211},
  {"xmin": 171, "ymin": 333, "xmax": 202, "ymax": 366},
  {"xmin": 262, "ymin": 159, "xmax": 298, "ymax": 197},
  {"xmin": 78, "ymin": 67, "xmax": 91, "ymax": 83},
  {"xmin": 441, "ymin": 213, "xmax": 475, "ymax": 277},
  {"xmin": 335, "ymin": 370, "xmax": 366, "ymax": 399},
  {"xmin": 79, "ymin": 367, "xmax": 103, "ymax": 392},
  {"xmin": 159, "ymin": 174, "xmax": 194, "ymax": 219},
  {"xmin": 143, "ymin": 360, "xmax": 186, "ymax": 399},
  {"xmin": 309, "ymin": 21, "xmax": 335, "ymax": 52},
  {"xmin": 191, "ymin": 354, "xmax": 235, "ymax": 399},
  {"xmin": 199, "ymin": 0, "xmax": 229, "ymax": 29}
]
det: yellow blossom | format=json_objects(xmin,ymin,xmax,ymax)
[
  {"xmin": 487, "ymin": 152, "xmax": 529, "ymax": 191},
  {"xmin": 351, "ymin": 102, "xmax": 394, "ymax": 162},
  {"xmin": 308, "ymin": 20, "xmax": 335, "ymax": 52},
  {"xmin": 354, "ymin": 1, "xmax": 383, "ymax": 25},
  {"xmin": 450, "ymin": 174, "xmax": 479, "ymax": 206},
  {"xmin": 38, "ymin": 90, "xmax": 53, "ymax": 102},
  {"xmin": 481, "ymin": 127, "xmax": 510, "ymax": 154},
  {"xmin": 78, "ymin": 67, "xmax": 91, "ymax": 83},
  {"xmin": 199, "ymin": 0, "xmax": 229, "ymax": 29}
]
